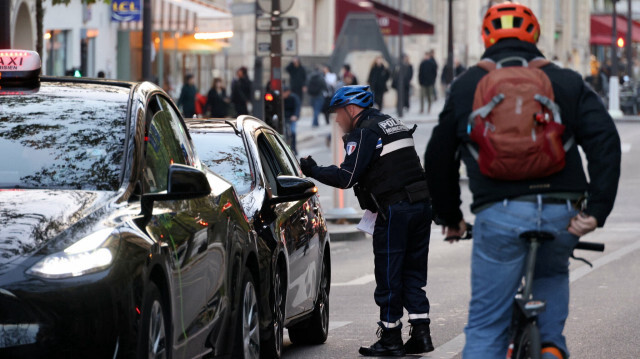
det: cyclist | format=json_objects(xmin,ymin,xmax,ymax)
[
  {"xmin": 300, "ymin": 85, "xmax": 434, "ymax": 356},
  {"xmin": 424, "ymin": 2, "xmax": 621, "ymax": 359}
]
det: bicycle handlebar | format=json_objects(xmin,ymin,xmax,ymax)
[{"xmin": 574, "ymin": 241, "xmax": 605, "ymax": 252}]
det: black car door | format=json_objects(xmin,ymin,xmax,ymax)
[
  {"xmin": 255, "ymin": 130, "xmax": 314, "ymax": 317},
  {"xmin": 264, "ymin": 132, "xmax": 322, "ymax": 313},
  {"xmin": 140, "ymin": 95, "xmax": 225, "ymax": 358}
]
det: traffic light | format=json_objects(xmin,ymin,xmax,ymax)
[
  {"xmin": 617, "ymin": 36, "xmax": 625, "ymax": 48},
  {"xmin": 264, "ymin": 90, "xmax": 283, "ymax": 132}
]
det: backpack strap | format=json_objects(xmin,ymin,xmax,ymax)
[
  {"xmin": 477, "ymin": 59, "xmax": 497, "ymax": 72},
  {"xmin": 528, "ymin": 57, "xmax": 551, "ymax": 69}
]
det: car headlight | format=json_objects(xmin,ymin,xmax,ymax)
[{"xmin": 27, "ymin": 228, "xmax": 119, "ymax": 279}]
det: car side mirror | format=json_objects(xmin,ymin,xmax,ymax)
[
  {"xmin": 140, "ymin": 164, "xmax": 211, "ymax": 217},
  {"xmin": 269, "ymin": 175, "xmax": 317, "ymax": 204}
]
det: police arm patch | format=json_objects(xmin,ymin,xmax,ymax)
[{"xmin": 346, "ymin": 141, "xmax": 358, "ymax": 155}]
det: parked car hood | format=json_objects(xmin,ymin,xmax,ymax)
[{"xmin": 0, "ymin": 189, "xmax": 118, "ymax": 266}]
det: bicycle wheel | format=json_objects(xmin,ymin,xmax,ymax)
[{"xmin": 514, "ymin": 322, "xmax": 541, "ymax": 359}]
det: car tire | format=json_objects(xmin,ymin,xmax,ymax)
[
  {"xmin": 288, "ymin": 256, "xmax": 330, "ymax": 345},
  {"xmin": 261, "ymin": 266, "xmax": 286, "ymax": 359},
  {"xmin": 137, "ymin": 282, "xmax": 171, "ymax": 359},
  {"xmin": 233, "ymin": 271, "xmax": 261, "ymax": 359}
]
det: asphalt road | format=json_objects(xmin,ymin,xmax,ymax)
[{"xmin": 284, "ymin": 112, "xmax": 640, "ymax": 359}]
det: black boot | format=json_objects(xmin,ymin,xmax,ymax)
[
  {"xmin": 404, "ymin": 323, "xmax": 435, "ymax": 354},
  {"xmin": 359, "ymin": 326, "xmax": 406, "ymax": 357}
]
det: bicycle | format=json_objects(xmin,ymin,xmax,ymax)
[{"xmin": 446, "ymin": 224, "xmax": 605, "ymax": 359}]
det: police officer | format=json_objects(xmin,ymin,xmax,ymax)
[{"xmin": 300, "ymin": 85, "xmax": 434, "ymax": 356}]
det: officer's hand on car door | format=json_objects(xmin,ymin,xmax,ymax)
[
  {"xmin": 444, "ymin": 220, "xmax": 467, "ymax": 244},
  {"xmin": 300, "ymin": 156, "xmax": 317, "ymax": 177}
]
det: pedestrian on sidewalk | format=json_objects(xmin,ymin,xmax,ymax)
[
  {"xmin": 177, "ymin": 74, "xmax": 197, "ymax": 119},
  {"xmin": 206, "ymin": 77, "xmax": 230, "ymax": 118},
  {"xmin": 307, "ymin": 66, "xmax": 328, "ymax": 127},
  {"xmin": 286, "ymin": 57, "xmax": 307, "ymax": 104},
  {"xmin": 419, "ymin": 50, "xmax": 438, "ymax": 114},
  {"xmin": 300, "ymin": 85, "xmax": 434, "ymax": 357},
  {"xmin": 393, "ymin": 54, "xmax": 413, "ymax": 112},
  {"xmin": 283, "ymin": 86, "xmax": 301, "ymax": 155},
  {"xmin": 424, "ymin": 3, "xmax": 621, "ymax": 359},
  {"xmin": 322, "ymin": 65, "xmax": 338, "ymax": 124},
  {"xmin": 231, "ymin": 67, "xmax": 251, "ymax": 116},
  {"xmin": 368, "ymin": 56, "xmax": 390, "ymax": 109}
]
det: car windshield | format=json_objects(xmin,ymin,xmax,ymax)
[
  {"xmin": 190, "ymin": 131, "xmax": 254, "ymax": 195},
  {"xmin": 0, "ymin": 82, "xmax": 129, "ymax": 191}
]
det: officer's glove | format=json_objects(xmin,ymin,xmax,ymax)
[{"xmin": 299, "ymin": 156, "xmax": 318, "ymax": 177}]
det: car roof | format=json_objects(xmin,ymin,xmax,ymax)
[{"xmin": 40, "ymin": 76, "xmax": 136, "ymax": 89}]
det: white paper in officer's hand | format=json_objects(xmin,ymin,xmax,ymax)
[{"xmin": 357, "ymin": 210, "xmax": 377, "ymax": 235}]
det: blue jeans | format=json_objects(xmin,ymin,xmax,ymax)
[
  {"xmin": 311, "ymin": 95, "xmax": 325, "ymax": 127},
  {"xmin": 463, "ymin": 199, "xmax": 579, "ymax": 359}
]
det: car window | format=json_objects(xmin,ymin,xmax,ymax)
[
  {"xmin": 143, "ymin": 95, "xmax": 194, "ymax": 193},
  {"xmin": 0, "ymin": 83, "xmax": 129, "ymax": 190},
  {"xmin": 256, "ymin": 133, "xmax": 281, "ymax": 195},
  {"xmin": 190, "ymin": 131, "xmax": 254, "ymax": 195},
  {"xmin": 263, "ymin": 132, "xmax": 297, "ymax": 176},
  {"xmin": 269, "ymin": 132, "xmax": 303, "ymax": 177}
]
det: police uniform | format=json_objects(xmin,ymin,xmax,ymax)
[{"xmin": 309, "ymin": 108, "xmax": 432, "ymax": 329}]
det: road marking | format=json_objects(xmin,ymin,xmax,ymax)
[
  {"xmin": 332, "ymin": 274, "xmax": 376, "ymax": 287},
  {"xmin": 622, "ymin": 143, "xmax": 632, "ymax": 153},
  {"xmin": 422, "ymin": 238, "xmax": 640, "ymax": 359}
]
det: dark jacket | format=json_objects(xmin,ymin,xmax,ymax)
[
  {"xmin": 441, "ymin": 63, "xmax": 466, "ymax": 85},
  {"xmin": 418, "ymin": 58, "xmax": 438, "ymax": 86},
  {"xmin": 311, "ymin": 109, "xmax": 425, "ymax": 205},
  {"xmin": 206, "ymin": 88, "xmax": 228, "ymax": 117},
  {"xmin": 424, "ymin": 39, "xmax": 621, "ymax": 227},
  {"xmin": 177, "ymin": 84, "xmax": 197, "ymax": 118},
  {"xmin": 231, "ymin": 77, "xmax": 251, "ymax": 115},
  {"xmin": 368, "ymin": 64, "xmax": 390, "ymax": 95},
  {"xmin": 284, "ymin": 92, "xmax": 301, "ymax": 120},
  {"xmin": 392, "ymin": 63, "xmax": 413, "ymax": 90},
  {"xmin": 286, "ymin": 63, "xmax": 307, "ymax": 95}
]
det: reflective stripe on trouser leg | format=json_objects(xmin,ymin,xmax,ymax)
[
  {"xmin": 379, "ymin": 320, "xmax": 402, "ymax": 329},
  {"xmin": 408, "ymin": 313, "xmax": 429, "ymax": 320}
]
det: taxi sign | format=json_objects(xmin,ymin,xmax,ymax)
[{"xmin": 0, "ymin": 50, "xmax": 41, "ymax": 84}]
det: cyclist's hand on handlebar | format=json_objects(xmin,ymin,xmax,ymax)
[
  {"xmin": 444, "ymin": 220, "xmax": 467, "ymax": 243},
  {"xmin": 568, "ymin": 213, "xmax": 597, "ymax": 237}
]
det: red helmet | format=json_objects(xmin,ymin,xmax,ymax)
[{"xmin": 482, "ymin": 2, "xmax": 540, "ymax": 48}]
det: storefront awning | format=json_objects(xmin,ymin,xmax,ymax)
[
  {"xmin": 591, "ymin": 14, "xmax": 640, "ymax": 46},
  {"xmin": 119, "ymin": 0, "xmax": 231, "ymax": 33},
  {"xmin": 335, "ymin": 0, "xmax": 434, "ymax": 38}
]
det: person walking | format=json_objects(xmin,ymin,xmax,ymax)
[
  {"xmin": 283, "ymin": 86, "xmax": 301, "ymax": 155},
  {"xmin": 300, "ymin": 85, "xmax": 434, "ymax": 357},
  {"xmin": 393, "ymin": 54, "xmax": 413, "ymax": 112},
  {"xmin": 368, "ymin": 56, "xmax": 390, "ymax": 109},
  {"xmin": 418, "ymin": 50, "xmax": 438, "ymax": 114},
  {"xmin": 206, "ymin": 77, "xmax": 230, "ymax": 118},
  {"xmin": 322, "ymin": 64, "xmax": 339, "ymax": 124},
  {"xmin": 307, "ymin": 66, "xmax": 328, "ymax": 127},
  {"xmin": 424, "ymin": 3, "xmax": 621, "ymax": 359},
  {"xmin": 231, "ymin": 67, "xmax": 251, "ymax": 116},
  {"xmin": 177, "ymin": 74, "xmax": 197, "ymax": 119},
  {"xmin": 286, "ymin": 57, "xmax": 307, "ymax": 103}
]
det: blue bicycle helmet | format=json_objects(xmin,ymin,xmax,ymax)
[{"xmin": 328, "ymin": 85, "xmax": 374, "ymax": 111}]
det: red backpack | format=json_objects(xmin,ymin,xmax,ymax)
[{"xmin": 467, "ymin": 57, "xmax": 573, "ymax": 181}]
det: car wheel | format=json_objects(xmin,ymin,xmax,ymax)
[
  {"xmin": 138, "ymin": 282, "xmax": 170, "ymax": 359},
  {"xmin": 233, "ymin": 271, "xmax": 260, "ymax": 359},
  {"xmin": 288, "ymin": 257, "xmax": 330, "ymax": 345},
  {"xmin": 261, "ymin": 266, "xmax": 286, "ymax": 358}
]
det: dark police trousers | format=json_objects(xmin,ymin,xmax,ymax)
[{"xmin": 373, "ymin": 199, "xmax": 432, "ymax": 328}]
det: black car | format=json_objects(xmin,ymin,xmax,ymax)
[
  {"xmin": 0, "ymin": 51, "xmax": 261, "ymax": 358},
  {"xmin": 187, "ymin": 116, "xmax": 331, "ymax": 358}
]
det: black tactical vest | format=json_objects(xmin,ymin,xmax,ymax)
[{"xmin": 354, "ymin": 110, "xmax": 427, "ymax": 204}]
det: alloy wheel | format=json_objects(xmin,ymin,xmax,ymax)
[
  {"xmin": 243, "ymin": 281, "xmax": 261, "ymax": 359},
  {"xmin": 148, "ymin": 300, "xmax": 167, "ymax": 359}
]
